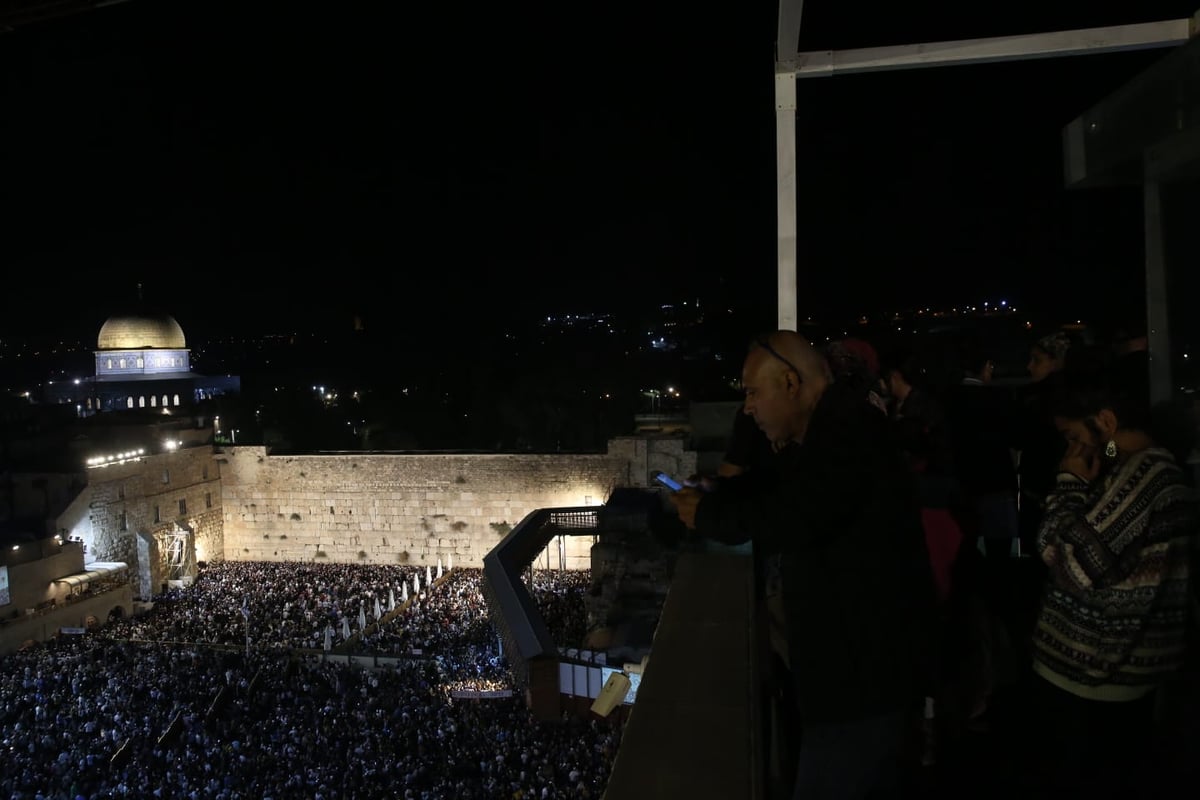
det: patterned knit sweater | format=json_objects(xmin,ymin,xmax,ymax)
[{"xmin": 1032, "ymin": 446, "xmax": 1197, "ymax": 701}]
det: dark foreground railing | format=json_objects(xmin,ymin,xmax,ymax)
[{"xmin": 602, "ymin": 546, "xmax": 762, "ymax": 800}]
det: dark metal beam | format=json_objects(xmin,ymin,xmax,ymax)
[{"xmin": 0, "ymin": 0, "xmax": 134, "ymax": 34}]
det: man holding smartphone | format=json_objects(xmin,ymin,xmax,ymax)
[{"xmin": 669, "ymin": 329, "xmax": 936, "ymax": 800}]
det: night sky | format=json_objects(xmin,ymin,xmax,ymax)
[{"xmin": 2, "ymin": 1, "xmax": 1196, "ymax": 344}]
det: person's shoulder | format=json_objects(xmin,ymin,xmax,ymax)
[
  {"xmin": 1130, "ymin": 448, "xmax": 1200, "ymax": 507},
  {"xmin": 1130, "ymin": 446, "xmax": 1185, "ymax": 476},
  {"xmin": 822, "ymin": 380, "xmax": 878, "ymax": 414},
  {"xmin": 817, "ymin": 382, "xmax": 889, "ymax": 435}
]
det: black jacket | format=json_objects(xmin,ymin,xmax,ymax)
[
  {"xmin": 943, "ymin": 381, "xmax": 1018, "ymax": 498},
  {"xmin": 695, "ymin": 381, "xmax": 937, "ymax": 724}
]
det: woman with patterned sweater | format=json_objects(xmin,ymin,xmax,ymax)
[{"xmin": 1025, "ymin": 368, "xmax": 1197, "ymax": 798}]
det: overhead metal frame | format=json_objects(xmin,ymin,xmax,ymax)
[
  {"xmin": 0, "ymin": 0, "xmax": 135, "ymax": 34},
  {"xmin": 774, "ymin": 4, "xmax": 1197, "ymax": 386},
  {"xmin": 793, "ymin": 20, "xmax": 1192, "ymax": 78},
  {"xmin": 1061, "ymin": 33, "xmax": 1200, "ymax": 404}
]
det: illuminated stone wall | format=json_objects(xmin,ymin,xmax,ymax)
[
  {"xmin": 218, "ymin": 437, "xmax": 695, "ymax": 568},
  {"xmin": 84, "ymin": 447, "xmax": 222, "ymax": 595}
]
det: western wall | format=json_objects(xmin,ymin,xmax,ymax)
[{"xmin": 216, "ymin": 437, "xmax": 695, "ymax": 568}]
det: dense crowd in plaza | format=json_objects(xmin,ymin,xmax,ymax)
[{"xmin": 0, "ymin": 563, "xmax": 623, "ymax": 800}]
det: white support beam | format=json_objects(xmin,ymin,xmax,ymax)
[
  {"xmin": 776, "ymin": 0, "xmax": 805, "ymax": 62},
  {"xmin": 775, "ymin": 71, "xmax": 798, "ymax": 332},
  {"xmin": 774, "ymin": 0, "xmax": 805, "ymax": 331},
  {"xmin": 793, "ymin": 18, "xmax": 1193, "ymax": 78},
  {"xmin": 1144, "ymin": 178, "xmax": 1172, "ymax": 406}
]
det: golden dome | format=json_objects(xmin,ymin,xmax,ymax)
[{"xmin": 97, "ymin": 313, "xmax": 186, "ymax": 350}]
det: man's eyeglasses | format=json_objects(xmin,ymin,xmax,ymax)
[{"xmin": 752, "ymin": 336, "xmax": 803, "ymax": 381}]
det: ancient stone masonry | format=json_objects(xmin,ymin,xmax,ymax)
[
  {"xmin": 85, "ymin": 447, "xmax": 222, "ymax": 596},
  {"xmin": 217, "ymin": 437, "xmax": 696, "ymax": 568},
  {"xmin": 69, "ymin": 436, "xmax": 695, "ymax": 591}
]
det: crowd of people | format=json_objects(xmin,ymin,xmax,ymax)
[
  {"xmin": 356, "ymin": 568, "xmax": 588, "ymax": 665},
  {"xmin": 8, "ymin": 320, "xmax": 1197, "ymax": 799},
  {"xmin": 671, "ymin": 322, "xmax": 1200, "ymax": 799},
  {"xmin": 1, "ymin": 565, "xmax": 622, "ymax": 800}
]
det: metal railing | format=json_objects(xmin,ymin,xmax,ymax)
[{"xmin": 480, "ymin": 506, "xmax": 599, "ymax": 690}]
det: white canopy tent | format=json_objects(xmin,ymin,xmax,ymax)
[{"xmin": 53, "ymin": 561, "xmax": 129, "ymax": 589}]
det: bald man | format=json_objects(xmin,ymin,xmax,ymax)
[{"xmin": 671, "ymin": 330, "xmax": 936, "ymax": 800}]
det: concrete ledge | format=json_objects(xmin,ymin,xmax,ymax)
[{"xmin": 604, "ymin": 548, "xmax": 760, "ymax": 800}]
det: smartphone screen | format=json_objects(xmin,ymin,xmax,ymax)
[{"xmin": 653, "ymin": 472, "xmax": 683, "ymax": 491}]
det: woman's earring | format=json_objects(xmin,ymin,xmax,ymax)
[{"xmin": 1104, "ymin": 440, "xmax": 1118, "ymax": 459}]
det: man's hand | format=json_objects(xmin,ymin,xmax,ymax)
[{"xmin": 668, "ymin": 487, "xmax": 705, "ymax": 530}]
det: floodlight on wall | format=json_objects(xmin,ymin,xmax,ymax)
[{"xmin": 86, "ymin": 448, "xmax": 147, "ymax": 468}]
